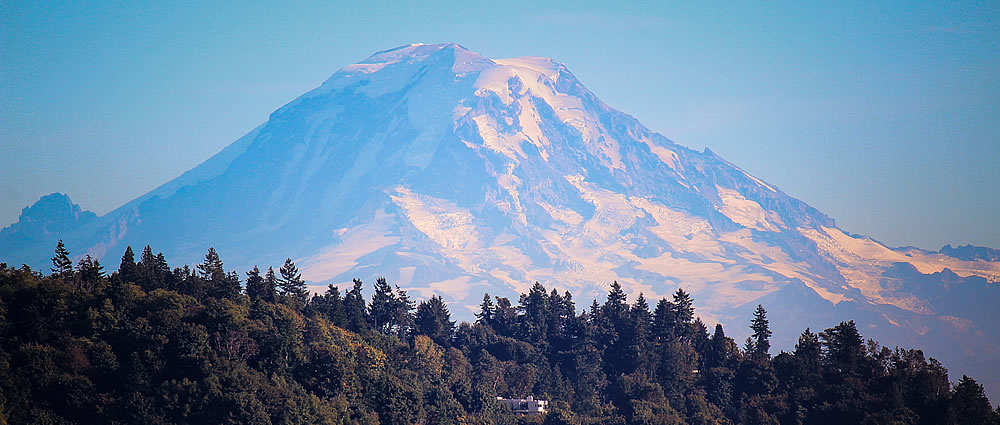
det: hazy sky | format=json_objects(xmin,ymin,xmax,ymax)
[{"xmin": 2, "ymin": 1, "xmax": 998, "ymax": 250}]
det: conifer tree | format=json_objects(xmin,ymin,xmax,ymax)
[
  {"xmin": 951, "ymin": 375, "xmax": 995, "ymax": 424},
  {"xmin": 197, "ymin": 247, "xmax": 225, "ymax": 282},
  {"xmin": 652, "ymin": 298, "xmax": 676, "ymax": 342},
  {"xmin": 625, "ymin": 293, "xmax": 653, "ymax": 373},
  {"xmin": 672, "ymin": 289, "xmax": 694, "ymax": 324},
  {"xmin": 820, "ymin": 321, "xmax": 865, "ymax": 375},
  {"xmin": 588, "ymin": 299, "xmax": 602, "ymax": 324},
  {"xmin": 794, "ymin": 328, "xmax": 821, "ymax": 366},
  {"xmin": 137, "ymin": 245, "xmax": 161, "ymax": 290},
  {"xmin": 155, "ymin": 252, "xmax": 172, "ymax": 290},
  {"xmin": 393, "ymin": 285, "xmax": 415, "ymax": 338},
  {"xmin": 672, "ymin": 288, "xmax": 695, "ymax": 342},
  {"xmin": 50, "ymin": 239, "xmax": 73, "ymax": 277},
  {"xmin": 476, "ymin": 293, "xmax": 495, "ymax": 325},
  {"xmin": 312, "ymin": 284, "xmax": 346, "ymax": 326},
  {"xmin": 245, "ymin": 266, "xmax": 266, "ymax": 302},
  {"xmin": 748, "ymin": 304, "xmax": 772, "ymax": 359},
  {"xmin": 263, "ymin": 266, "xmax": 278, "ymax": 302},
  {"xmin": 416, "ymin": 295, "xmax": 455, "ymax": 347},
  {"xmin": 518, "ymin": 282, "xmax": 550, "ymax": 343},
  {"xmin": 603, "ymin": 281, "xmax": 628, "ymax": 325},
  {"xmin": 493, "ymin": 296, "xmax": 517, "ymax": 337},
  {"xmin": 278, "ymin": 258, "xmax": 308, "ymax": 308},
  {"xmin": 118, "ymin": 246, "xmax": 137, "ymax": 283},
  {"xmin": 344, "ymin": 278, "xmax": 368, "ymax": 332},
  {"xmin": 369, "ymin": 277, "xmax": 397, "ymax": 334},
  {"xmin": 707, "ymin": 323, "xmax": 734, "ymax": 369},
  {"xmin": 198, "ymin": 247, "xmax": 238, "ymax": 299},
  {"xmin": 75, "ymin": 254, "xmax": 104, "ymax": 290}
]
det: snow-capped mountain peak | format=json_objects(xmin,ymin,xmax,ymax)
[{"xmin": 2, "ymin": 43, "xmax": 998, "ymax": 396}]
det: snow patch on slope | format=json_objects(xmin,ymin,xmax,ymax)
[
  {"xmin": 801, "ymin": 226, "xmax": 1000, "ymax": 312},
  {"xmin": 715, "ymin": 186, "xmax": 784, "ymax": 231},
  {"xmin": 298, "ymin": 209, "xmax": 401, "ymax": 282}
]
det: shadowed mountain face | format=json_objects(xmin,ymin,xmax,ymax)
[{"xmin": 3, "ymin": 43, "xmax": 999, "ymax": 395}]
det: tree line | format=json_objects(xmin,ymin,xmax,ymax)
[{"xmin": 0, "ymin": 240, "xmax": 997, "ymax": 424}]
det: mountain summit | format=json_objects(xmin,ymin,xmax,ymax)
[{"xmin": 3, "ymin": 43, "xmax": 999, "ymax": 394}]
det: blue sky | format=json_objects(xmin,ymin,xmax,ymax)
[{"xmin": 2, "ymin": 1, "xmax": 998, "ymax": 249}]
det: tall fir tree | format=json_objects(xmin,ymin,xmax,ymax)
[
  {"xmin": 369, "ymin": 277, "xmax": 398, "ymax": 334},
  {"xmin": 344, "ymin": 278, "xmax": 368, "ymax": 333},
  {"xmin": 820, "ymin": 321, "xmax": 866, "ymax": 375},
  {"xmin": 118, "ymin": 246, "xmax": 137, "ymax": 283},
  {"xmin": 50, "ymin": 239, "xmax": 73, "ymax": 278},
  {"xmin": 278, "ymin": 258, "xmax": 308, "ymax": 308},
  {"xmin": 951, "ymin": 375, "xmax": 995, "ymax": 424},
  {"xmin": 652, "ymin": 298, "xmax": 676, "ymax": 342},
  {"xmin": 493, "ymin": 296, "xmax": 517, "ymax": 337},
  {"xmin": 155, "ymin": 252, "xmax": 172, "ymax": 290},
  {"xmin": 245, "ymin": 266, "xmax": 266, "ymax": 303},
  {"xmin": 137, "ymin": 245, "xmax": 161, "ymax": 290},
  {"xmin": 393, "ymin": 285, "xmax": 415, "ymax": 338},
  {"xmin": 75, "ymin": 255, "xmax": 104, "ymax": 290},
  {"xmin": 198, "ymin": 247, "xmax": 238, "ymax": 299},
  {"xmin": 518, "ymin": 282, "xmax": 550, "ymax": 343},
  {"xmin": 262, "ymin": 266, "xmax": 278, "ymax": 302},
  {"xmin": 197, "ymin": 247, "xmax": 225, "ymax": 282},
  {"xmin": 476, "ymin": 293, "xmax": 495, "ymax": 325},
  {"xmin": 625, "ymin": 293, "xmax": 653, "ymax": 373},
  {"xmin": 415, "ymin": 295, "xmax": 455, "ymax": 347},
  {"xmin": 747, "ymin": 304, "xmax": 772, "ymax": 359},
  {"xmin": 603, "ymin": 281, "xmax": 628, "ymax": 326},
  {"xmin": 312, "ymin": 284, "xmax": 346, "ymax": 327}
]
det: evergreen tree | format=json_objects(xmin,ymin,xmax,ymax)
[
  {"xmin": 691, "ymin": 317, "xmax": 711, "ymax": 354},
  {"xmin": 602, "ymin": 281, "xmax": 628, "ymax": 326},
  {"xmin": 707, "ymin": 323, "xmax": 733, "ymax": 369},
  {"xmin": 137, "ymin": 245, "xmax": 161, "ymax": 290},
  {"xmin": 197, "ymin": 247, "xmax": 225, "ymax": 282},
  {"xmin": 518, "ymin": 282, "xmax": 550, "ymax": 343},
  {"xmin": 369, "ymin": 277, "xmax": 398, "ymax": 334},
  {"xmin": 794, "ymin": 328, "xmax": 821, "ymax": 367},
  {"xmin": 820, "ymin": 321, "xmax": 866, "ymax": 375},
  {"xmin": 155, "ymin": 252, "xmax": 172, "ymax": 290},
  {"xmin": 278, "ymin": 258, "xmax": 308, "ymax": 308},
  {"xmin": 75, "ymin": 254, "xmax": 104, "ymax": 290},
  {"xmin": 311, "ymin": 284, "xmax": 346, "ymax": 326},
  {"xmin": 262, "ymin": 266, "xmax": 278, "ymax": 302},
  {"xmin": 588, "ymin": 299, "xmax": 601, "ymax": 324},
  {"xmin": 672, "ymin": 288, "xmax": 694, "ymax": 339},
  {"xmin": 0, "ymin": 262, "xmax": 995, "ymax": 425},
  {"xmin": 198, "ymin": 247, "xmax": 238, "ymax": 299},
  {"xmin": 951, "ymin": 375, "xmax": 996, "ymax": 425},
  {"xmin": 624, "ymin": 293, "xmax": 653, "ymax": 373},
  {"xmin": 747, "ymin": 304, "xmax": 772, "ymax": 359},
  {"xmin": 344, "ymin": 278, "xmax": 368, "ymax": 332},
  {"xmin": 50, "ymin": 239, "xmax": 73, "ymax": 277},
  {"xmin": 416, "ymin": 295, "xmax": 455, "ymax": 347},
  {"xmin": 118, "ymin": 245, "xmax": 137, "ymax": 283},
  {"xmin": 493, "ymin": 296, "xmax": 517, "ymax": 337},
  {"xmin": 476, "ymin": 292, "xmax": 495, "ymax": 325},
  {"xmin": 393, "ymin": 285, "xmax": 415, "ymax": 338},
  {"xmin": 652, "ymin": 298, "xmax": 676, "ymax": 342},
  {"xmin": 245, "ymin": 266, "xmax": 266, "ymax": 302}
]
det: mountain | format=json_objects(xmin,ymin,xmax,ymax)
[{"xmin": 3, "ymin": 43, "xmax": 999, "ymax": 396}]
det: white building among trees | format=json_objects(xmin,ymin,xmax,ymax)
[{"xmin": 496, "ymin": 396, "xmax": 548, "ymax": 415}]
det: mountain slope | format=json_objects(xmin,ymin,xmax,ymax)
[{"xmin": 3, "ymin": 42, "xmax": 998, "ymax": 395}]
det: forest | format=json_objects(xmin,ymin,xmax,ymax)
[{"xmin": 0, "ymin": 241, "xmax": 997, "ymax": 424}]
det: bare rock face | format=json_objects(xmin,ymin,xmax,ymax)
[
  {"xmin": 0, "ymin": 193, "xmax": 96, "ymax": 262},
  {"xmin": 3, "ymin": 43, "xmax": 999, "ymax": 396}
]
